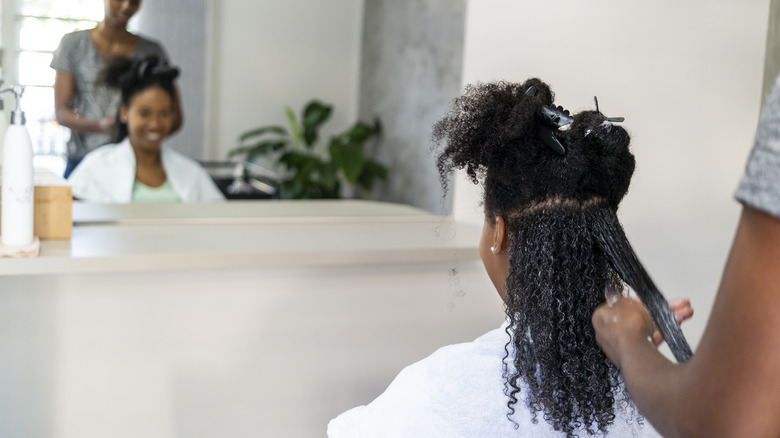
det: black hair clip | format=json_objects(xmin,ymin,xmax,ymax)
[
  {"xmin": 135, "ymin": 57, "xmax": 180, "ymax": 81},
  {"xmin": 136, "ymin": 58, "xmax": 153, "ymax": 80},
  {"xmin": 594, "ymin": 96, "xmax": 624, "ymax": 123},
  {"xmin": 526, "ymin": 86, "xmax": 573, "ymax": 155},
  {"xmin": 151, "ymin": 63, "xmax": 180, "ymax": 80}
]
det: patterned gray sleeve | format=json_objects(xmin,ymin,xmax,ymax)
[
  {"xmin": 735, "ymin": 73, "xmax": 780, "ymax": 219},
  {"xmin": 50, "ymin": 31, "xmax": 76, "ymax": 72}
]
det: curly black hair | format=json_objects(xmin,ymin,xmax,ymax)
[
  {"xmin": 98, "ymin": 55, "xmax": 179, "ymax": 143},
  {"xmin": 433, "ymin": 79, "xmax": 691, "ymax": 437}
]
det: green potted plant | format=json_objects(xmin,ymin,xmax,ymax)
[{"xmin": 228, "ymin": 100, "xmax": 387, "ymax": 199}]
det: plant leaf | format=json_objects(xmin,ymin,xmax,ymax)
[
  {"xmin": 330, "ymin": 139, "xmax": 366, "ymax": 182},
  {"xmin": 281, "ymin": 178, "xmax": 302, "ymax": 199},
  {"xmin": 227, "ymin": 145, "xmax": 256, "ymax": 159},
  {"xmin": 336, "ymin": 120, "xmax": 381, "ymax": 145},
  {"xmin": 356, "ymin": 160, "xmax": 388, "ymax": 191},
  {"xmin": 302, "ymin": 101, "xmax": 333, "ymax": 147},
  {"xmin": 343, "ymin": 123, "xmax": 374, "ymax": 143},
  {"xmin": 285, "ymin": 107, "xmax": 304, "ymax": 147},
  {"xmin": 229, "ymin": 139, "xmax": 286, "ymax": 158},
  {"xmin": 238, "ymin": 125, "xmax": 287, "ymax": 143},
  {"xmin": 279, "ymin": 151, "xmax": 323, "ymax": 171},
  {"xmin": 317, "ymin": 160, "xmax": 339, "ymax": 191},
  {"xmin": 251, "ymin": 140, "xmax": 287, "ymax": 154}
]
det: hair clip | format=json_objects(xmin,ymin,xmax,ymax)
[
  {"xmin": 541, "ymin": 104, "xmax": 574, "ymax": 128},
  {"xmin": 136, "ymin": 58, "xmax": 152, "ymax": 80},
  {"xmin": 151, "ymin": 64, "xmax": 180, "ymax": 80},
  {"xmin": 524, "ymin": 86, "xmax": 573, "ymax": 155},
  {"xmin": 594, "ymin": 96, "xmax": 624, "ymax": 123}
]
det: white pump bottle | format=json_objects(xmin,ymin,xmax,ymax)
[{"xmin": 1, "ymin": 86, "xmax": 34, "ymax": 246}]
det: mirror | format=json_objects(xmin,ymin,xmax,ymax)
[{"xmin": 132, "ymin": 1, "xmax": 465, "ymax": 213}]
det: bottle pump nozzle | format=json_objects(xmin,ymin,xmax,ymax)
[{"xmin": 0, "ymin": 86, "xmax": 25, "ymax": 125}]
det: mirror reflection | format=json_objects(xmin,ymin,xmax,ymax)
[{"xmin": 9, "ymin": 0, "xmax": 459, "ymax": 211}]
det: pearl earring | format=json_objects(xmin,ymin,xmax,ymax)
[{"xmin": 490, "ymin": 246, "xmax": 496, "ymax": 253}]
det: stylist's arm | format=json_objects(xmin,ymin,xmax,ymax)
[{"xmin": 593, "ymin": 206, "xmax": 780, "ymax": 438}]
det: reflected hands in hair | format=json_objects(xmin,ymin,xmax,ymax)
[
  {"xmin": 592, "ymin": 293, "xmax": 693, "ymax": 368},
  {"xmin": 98, "ymin": 116, "xmax": 115, "ymax": 135}
]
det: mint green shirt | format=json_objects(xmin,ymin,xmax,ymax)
[{"xmin": 131, "ymin": 180, "xmax": 181, "ymax": 203}]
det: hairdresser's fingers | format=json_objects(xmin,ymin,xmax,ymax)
[
  {"xmin": 630, "ymin": 296, "xmax": 663, "ymax": 344},
  {"xmin": 648, "ymin": 298, "xmax": 694, "ymax": 346},
  {"xmin": 669, "ymin": 298, "xmax": 694, "ymax": 324},
  {"xmin": 99, "ymin": 117, "xmax": 115, "ymax": 135},
  {"xmin": 593, "ymin": 297, "xmax": 654, "ymax": 368},
  {"xmin": 632, "ymin": 296, "xmax": 693, "ymax": 318},
  {"xmin": 604, "ymin": 283, "xmax": 623, "ymax": 307}
]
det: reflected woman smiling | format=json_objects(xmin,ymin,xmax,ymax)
[{"xmin": 68, "ymin": 56, "xmax": 224, "ymax": 203}]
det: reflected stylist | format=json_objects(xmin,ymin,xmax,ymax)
[{"xmin": 51, "ymin": 0, "xmax": 183, "ymax": 178}]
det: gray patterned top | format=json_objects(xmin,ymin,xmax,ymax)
[
  {"xmin": 735, "ymin": 72, "xmax": 780, "ymax": 219},
  {"xmin": 50, "ymin": 30, "xmax": 168, "ymax": 159}
]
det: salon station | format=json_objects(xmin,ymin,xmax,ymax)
[{"xmin": 0, "ymin": 1, "xmax": 774, "ymax": 437}]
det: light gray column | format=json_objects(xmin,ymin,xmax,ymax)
[
  {"xmin": 764, "ymin": 0, "xmax": 780, "ymax": 102},
  {"xmin": 358, "ymin": 0, "xmax": 466, "ymax": 214},
  {"xmin": 131, "ymin": 0, "xmax": 209, "ymax": 160}
]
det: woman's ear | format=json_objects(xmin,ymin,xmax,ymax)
[
  {"xmin": 119, "ymin": 106, "xmax": 128, "ymax": 124},
  {"xmin": 491, "ymin": 216, "xmax": 508, "ymax": 254}
]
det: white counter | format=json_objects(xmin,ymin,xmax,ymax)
[
  {"xmin": 0, "ymin": 200, "xmax": 482, "ymax": 276},
  {"xmin": 0, "ymin": 200, "xmax": 503, "ymax": 438}
]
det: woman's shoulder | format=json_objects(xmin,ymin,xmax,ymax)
[
  {"xmin": 735, "ymin": 72, "xmax": 780, "ymax": 218},
  {"xmin": 53, "ymin": 30, "xmax": 91, "ymax": 62},
  {"xmin": 58, "ymin": 29, "xmax": 91, "ymax": 47},
  {"xmin": 159, "ymin": 147, "xmax": 224, "ymax": 201},
  {"xmin": 329, "ymin": 324, "xmax": 661, "ymax": 437},
  {"xmin": 67, "ymin": 141, "xmax": 133, "ymax": 202},
  {"xmin": 161, "ymin": 147, "xmax": 203, "ymax": 171},
  {"xmin": 424, "ymin": 325, "xmax": 509, "ymax": 371},
  {"xmin": 135, "ymin": 35, "xmax": 168, "ymax": 59},
  {"xmin": 328, "ymin": 326, "xmax": 513, "ymax": 438},
  {"xmin": 77, "ymin": 141, "xmax": 133, "ymax": 169}
]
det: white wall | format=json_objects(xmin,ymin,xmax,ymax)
[
  {"xmin": 207, "ymin": 0, "xmax": 365, "ymax": 161},
  {"xmin": 456, "ymin": 0, "xmax": 770, "ymax": 351}
]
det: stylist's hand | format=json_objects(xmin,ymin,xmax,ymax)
[
  {"xmin": 98, "ymin": 116, "xmax": 115, "ymax": 135},
  {"xmin": 593, "ymin": 289, "xmax": 693, "ymax": 368},
  {"xmin": 592, "ymin": 297, "xmax": 654, "ymax": 369},
  {"xmin": 649, "ymin": 298, "xmax": 693, "ymax": 346}
]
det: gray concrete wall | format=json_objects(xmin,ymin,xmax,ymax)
[
  {"xmin": 357, "ymin": 0, "xmax": 467, "ymax": 214},
  {"xmin": 764, "ymin": 0, "xmax": 780, "ymax": 102},
  {"xmin": 132, "ymin": 0, "xmax": 209, "ymax": 160}
]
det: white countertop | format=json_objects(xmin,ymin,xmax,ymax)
[
  {"xmin": 71, "ymin": 199, "xmax": 438, "ymax": 224},
  {"xmin": 0, "ymin": 200, "xmax": 481, "ymax": 276}
]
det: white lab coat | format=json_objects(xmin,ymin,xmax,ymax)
[{"xmin": 68, "ymin": 138, "xmax": 225, "ymax": 203}]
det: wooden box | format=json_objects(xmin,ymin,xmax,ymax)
[{"xmin": 0, "ymin": 168, "xmax": 73, "ymax": 239}]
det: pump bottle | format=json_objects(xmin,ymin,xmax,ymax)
[{"xmin": 1, "ymin": 86, "xmax": 34, "ymax": 246}]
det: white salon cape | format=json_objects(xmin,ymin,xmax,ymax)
[
  {"xmin": 68, "ymin": 138, "xmax": 225, "ymax": 203},
  {"xmin": 327, "ymin": 325, "xmax": 661, "ymax": 438}
]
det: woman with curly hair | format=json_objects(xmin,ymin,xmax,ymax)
[
  {"xmin": 52, "ymin": 0, "xmax": 183, "ymax": 178},
  {"xmin": 68, "ymin": 55, "xmax": 223, "ymax": 203},
  {"xmin": 328, "ymin": 78, "xmax": 692, "ymax": 437}
]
